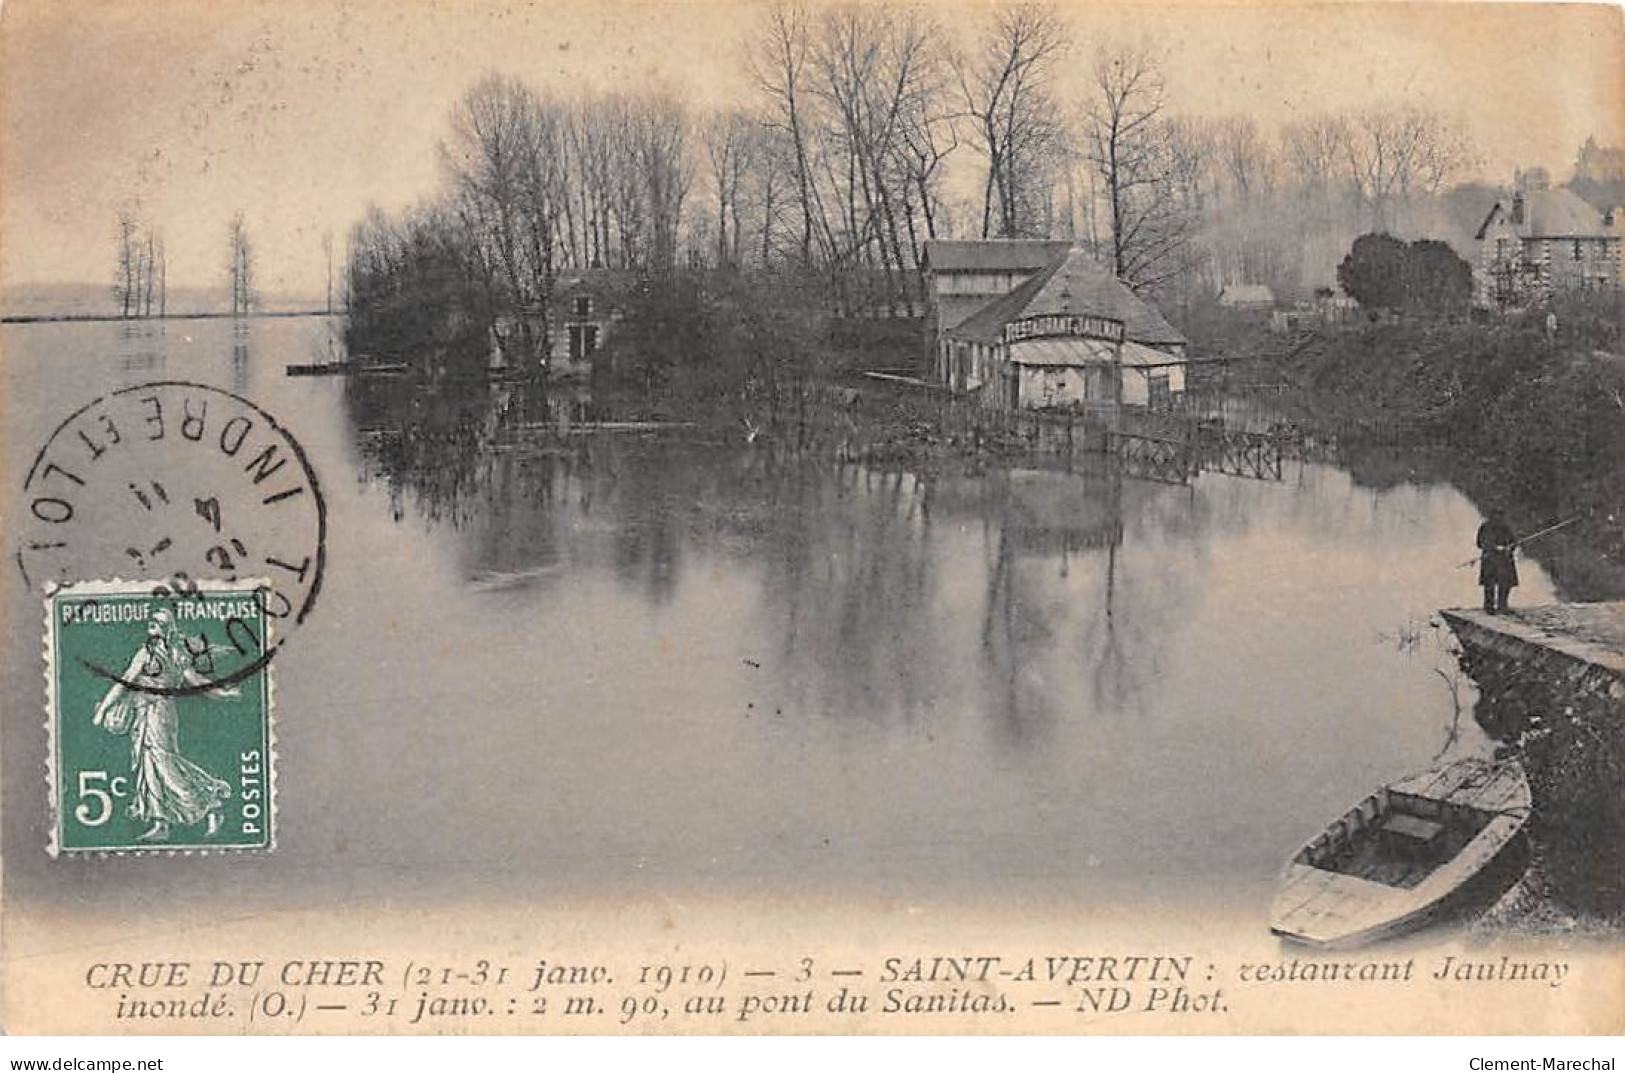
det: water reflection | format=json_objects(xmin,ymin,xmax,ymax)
[
  {"xmin": 342, "ymin": 381, "xmax": 1210, "ymax": 747},
  {"xmin": 1, "ymin": 317, "xmax": 1561, "ymax": 909},
  {"xmin": 116, "ymin": 320, "xmax": 167, "ymax": 374},
  {"xmin": 231, "ymin": 320, "xmax": 251, "ymax": 395}
]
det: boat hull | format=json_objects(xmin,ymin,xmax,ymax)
[{"xmin": 1269, "ymin": 758, "xmax": 1532, "ymax": 948}]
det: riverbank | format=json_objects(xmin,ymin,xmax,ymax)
[
  {"xmin": 1192, "ymin": 302, "xmax": 1625, "ymax": 600},
  {"xmin": 1444, "ymin": 605, "xmax": 1625, "ymax": 931}
]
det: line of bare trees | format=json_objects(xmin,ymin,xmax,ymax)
[
  {"xmin": 740, "ymin": 3, "xmax": 963, "ymax": 315},
  {"xmin": 1168, "ymin": 104, "xmax": 1477, "ymax": 302},
  {"xmin": 345, "ymin": 0, "xmax": 1482, "ymax": 363},
  {"xmin": 732, "ymin": 3, "xmax": 1206, "ymax": 303},
  {"xmin": 348, "ymin": 74, "xmax": 696, "ymax": 369},
  {"xmin": 113, "ymin": 207, "xmax": 267, "ymax": 318},
  {"xmin": 730, "ymin": 2, "xmax": 1475, "ymax": 304},
  {"xmin": 114, "ymin": 209, "xmax": 166, "ymax": 318}
]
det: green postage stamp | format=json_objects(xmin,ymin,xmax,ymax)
[{"xmin": 45, "ymin": 579, "xmax": 275, "ymax": 856}]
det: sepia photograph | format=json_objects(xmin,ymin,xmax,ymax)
[{"xmin": 1, "ymin": 0, "xmax": 1622, "ymax": 1041}]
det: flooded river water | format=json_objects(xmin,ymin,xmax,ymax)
[{"xmin": 2, "ymin": 316, "xmax": 1557, "ymax": 920}]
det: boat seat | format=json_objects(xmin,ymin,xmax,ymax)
[{"xmin": 1379, "ymin": 813, "xmax": 1446, "ymax": 858}]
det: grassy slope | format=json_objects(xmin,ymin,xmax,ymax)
[{"xmin": 1191, "ymin": 301, "xmax": 1625, "ymax": 600}]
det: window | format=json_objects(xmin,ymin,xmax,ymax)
[
  {"xmin": 574, "ymin": 296, "xmax": 592, "ymax": 317},
  {"xmin": 568, "ymin": 325, "xmax": 600, "ymax": 359},
  {"xmin": 1573, "ymin": 240, "xmax": 1584, "ymax": 261},
  {"xmin": 1149, "ymin": 372, "xmax": 1172, "ymax": 410}
]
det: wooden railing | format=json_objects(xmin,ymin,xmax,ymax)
[
  {"xmin": 767, "ymin": 376, "xmax": 1286, "ymax": 484},
  {"xmin": 1109, "ymin": 431, "xmax": 1198, "ymax": 484},
  {"xmin": 1200, "ymin": 427, "xmax": 1284, "ymax": 481}
]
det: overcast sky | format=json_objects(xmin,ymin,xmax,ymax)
[{"xmin": 2, "ymin": 0, "xmax": 1621, "ymax": 295}]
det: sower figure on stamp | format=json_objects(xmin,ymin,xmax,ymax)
[
  {"xmin": 93, "ymin": 608, "xmax": 239, "ymax": 841},
  {"xmin": 1475, "ymin": 510, "xmax": 1519, "ymax": 615}
]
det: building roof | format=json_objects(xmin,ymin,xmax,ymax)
[
  {"xmin": 936, "ymin": 294, "xmax": 1000, "ymax": 332},
  {"xmin": 922, "ymin": 239, "xmax": 1073, "ymax": 273},
  {"xmin": 1475, "ymin": 187, "xmax": 1615, "ymax": 240},
  {"xmin": 554, "ymin": 269, "xmax": 638, "ymax": 299},
  {"xmin": 1007, "ymin": 337, "xmax": 1117, "ymax": 367},
  {"xmin": 1121, "ymin": 341, "xmax": 1187, "ymax": 368},
  {"xmin": 946, "ymin": 249, "xmax": 1187, "ymax": 349},
  {"xmin": 1218, "ymin": 283, "xmax": 1274, "ymax": 306}
]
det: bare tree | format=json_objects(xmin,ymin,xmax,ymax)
[
  {"xmin": 806, "ymin": 5, "xmax": 945, "ymax": 311},
  {"xmin": 953, "ymin": 3, "xmax": 1069, "ymax": 238},
  {"xmin": 704, "ymin": 111, "xmax": 757, "ymax": 268},
  {"xmin": 895, "ymin": 62, "xmax": 958, "ymax": 246},
  {"xmin": 227, "ymin": 211, "xmax": 256, "ymax": 316},
  {"xmin": 442, "ymin": 73, "xmax": 561, "ymax": 362},
  {"xmin": 155, "ymin": 230, "xmax": 166, "ymax": 317},
  {"xmin": 566, "ymin": 94, "xmax": 619, "ymax": 269},
  {"xmin": 1277, "ymin": 113, "xmax": 1356, "ymax": 287},
  {"xmin": 114, "ymin": 210, "xmax": 140, "ymax": 318},
  {"xmin": 1202, "ymin": 115, "xmax": 1291, "ymax": 287},
  {"xmin": 746, "ymin": 124, "xmax": 797, "ymax": 267},
  {"xmin": 1083, "ymin": 42, "xmax": 1192, "ymax": 292},
  {"xmin": 1160, "ymin": 115, "xmax": 1219, "ymax": 294},
  {"xmin": 1282, "ymin": 113, "xmax": 1348, "ymax": 194},
  {"xmin": 141, "ymin": 228, "xmax": 157, "ymax": 316},
  {"xmin": 1214, "ymin": 115, "xmax": 1278, "ymax": 203},
  {"xmin": 633, "ymin": 91, "xmax": 693, "ymax": 276},
  {"xmin": 515, "ymin": 89, "xmax": 565, "ymax": 334},
  {"xmin": 323, "ymin": 230, "xmax": 334, "ymax": 314},
  {"xmin": 747, "ymin": 1, "xmax": 820, "ymax": 265},
  {"xmin": 1341, "ymin": 105, "xmax": 1472, "ymax": 231}
]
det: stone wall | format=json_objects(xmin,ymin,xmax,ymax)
[{"xmin": 1446, "ymin": 611, "xmax": 1625, "ymax": 919}]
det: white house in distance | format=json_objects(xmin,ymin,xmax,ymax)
[
  {"xmin": 1217, "ymin": 282, "xmax": 1275, "ymax": 315},
  {"xmin": 927, "ymin": 242, "xmax": 1189, "ymax": 412}
]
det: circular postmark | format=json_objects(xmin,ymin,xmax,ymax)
[{"xmin": 17, "ymin": 381, "xmax": 326, "ymax": 695}]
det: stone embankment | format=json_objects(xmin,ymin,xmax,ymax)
[{"xmin": 1442, "ymin": 603, "xmax": 1625, "ymax": 926}]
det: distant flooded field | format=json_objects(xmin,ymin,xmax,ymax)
[{"xmin": 3, "ymin": 317, "xmax": 1557, "ymax": 921}]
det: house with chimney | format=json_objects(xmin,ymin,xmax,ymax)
[{"xmin": 1475, "ymin": 172, "xmax": 1623, "ymax": 308}]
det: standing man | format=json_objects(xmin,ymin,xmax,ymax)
[{"xmin": 1476, "ymin": 509, "xmax": 1519, "ymax": 614}]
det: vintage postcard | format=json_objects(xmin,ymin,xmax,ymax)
[{"xmin": 2, "ymin": 0, "xmax": 1623, "ymax": 1038}]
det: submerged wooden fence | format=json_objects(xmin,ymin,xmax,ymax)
[
  {"xmin": 761, "ymin": 376, "xmax": 1285, "ymax": 485},
  {"xmin": 1110, "ymin": 431, "xmax": 1198, "ymax": 484}
]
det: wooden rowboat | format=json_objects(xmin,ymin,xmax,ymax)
[{"xmin": 1269, "ymin": 757, "xmax": 1532, "ymax": 949}]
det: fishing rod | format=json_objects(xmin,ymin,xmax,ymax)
[{"xmin": 1454, "ymin": 514, "xmax": 1583, "ymax": 569}]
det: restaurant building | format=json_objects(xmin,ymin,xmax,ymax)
[{"xmin": 938, "ymin": 246, "xmax": 1188, "ymax": 412}]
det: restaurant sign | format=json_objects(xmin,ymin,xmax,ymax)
[{"xmin": 1003, "ymin": 313, "xmax": 1125, "ymax": 345}]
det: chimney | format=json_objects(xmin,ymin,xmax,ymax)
[
  {"xmin": 1515, "ymin": 167, "xmax": 1550, "ymax": 193},
  {"xmin": 1511, "ymin": 192, "xmax": 1525, "ymax": 226}
]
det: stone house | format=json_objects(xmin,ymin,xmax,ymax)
[
  {"xmin": 1474, "ymin": 177, "xmax": 1623, "ymax": 308},
  {"xmin": 546, "ymin": 270, "xmax": 633, "ymax": 378}
]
